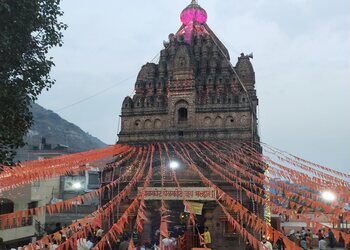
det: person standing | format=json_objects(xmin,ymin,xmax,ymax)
[
  {"xmin": 119, "ymin": 236, "xmax": 129, "ymax": 250},
  {"xmin": 245, "ymin": 240, "xmax": 253, "ymax": 250},
  {"xmin": 301, "ymin": 227, "xmax": 306, "ymax": 237},
  {"xmin": 316, "ymin": 229, "xmax": 324, "ymax": 240},
  {"xmin": 300, "ymin": 237, "xmax": 307, "ymax": 250},
  {"xmin": 201, "ymin": 227, "xmax": 212, "ymax": 248},
  {"xmin": 95, "ymin": 226, "xmax": 104, "ymax": 242},
  {"xmin": 276, "ymin": 236, "xmax": 285, "ymax": 250},
  {"xmin": 0, "ymin": 238, "xmax": 7, "ymax": 250},
  {"xmin": 318, "ymin": 237, "xmax": 327, "ymax": 250},
  {"xmin": 306, "ymin": 229, "xmax": 313, "ymax": 249},
  {"xmin": 49, "ymin": 240, "xmax": 58, "ymax": 250},
  {"xmin": 262, "ymin": 237, "xmax": 273, "ymax": 250},
  {"xmin": 328, "ymin": 229, "xmax": 335, "ymax": 248}
]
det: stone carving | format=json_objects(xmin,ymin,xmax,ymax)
[
  {"xmin": 240, "ymin": 115, "xmax": 250, "ymax": 127},
  {"xmin": 204, "ymin": 117, "xmax": 212, "ymax": 126},
  {"xmin": 154, "ymin": 119, "xmax": 162, "ymax": 129},
  {"xmin": 118, "ymin": 9, "xmax": 258, "ymax": 143},
  {"xmin": 214, "ymin": 116, "xmax": 223, "ymax": 127},
  {"xmin": 144, "ymin": 119, "xmax": 152, "ymax": 129},
  {"xmin": 135, "ymin": 120, "xmax": 142, "ymax": 129},
  {"xmin": 225, "ymin": 116, "xmax": 234, "ymax": 127}
]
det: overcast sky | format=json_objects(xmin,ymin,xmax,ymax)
[{"xmin": 37, "ymin": 0, "xmax": 350, "ymax": 172}]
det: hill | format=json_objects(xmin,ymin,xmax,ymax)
[{"xmin": 15, "ymin": 103, "xmax": 107, "ymax": 162}]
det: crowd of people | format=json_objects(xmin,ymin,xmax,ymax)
[
  {"xmin": 245, "ymin": 226, "xmax": 346, "ymax": 250},
  {"xmin": 1, "ymin": 221, "xmax": 192, "ymax": 250},
  {"xmin": 0, "ymin": 222, "xmax": 104, "ymax": 250},
  {"xmin": 4, "ymin": 221, "xmax": 349, "ymax": 250},
  {"xmin": 286, "ymin": 227, "xmax": 338, "ymax": 250}
]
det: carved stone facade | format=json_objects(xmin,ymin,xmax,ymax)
[
  {"xmin": 118, "ymin": 3, "xmax": 258, "ymax": 144},
  {"xmin": 112, "ymin": 3, "xmax": 262, "ymax": 249}
]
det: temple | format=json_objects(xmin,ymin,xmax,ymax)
[
  {"xmin": 109, "ymin": 2, "xmax": 262, "ymax": 249},
  {"xmin": 118, "ymin": 0, "xmax": 259, "ymax": 144}
]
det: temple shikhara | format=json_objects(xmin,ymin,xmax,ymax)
[
  {"xmin": 118, "ymin": 0, "xmax": 258, "ymax": 144},
  {"xmin": 1, "ymin": 1, "xmax": 349, "ymax": 250},
  {"xmin": 112, "ymin": 1, "xmax": 261, "ymax": 249}
]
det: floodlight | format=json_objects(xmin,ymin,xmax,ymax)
[
  {"xmin": 321, "ymin": 191, "xmax": 336, "ymax": 202},
  {"xmin": 72, "ymin": 182, "xmax": 82, "ymax": 190},
  {"xmin": 169, "ymin": 161, "xmax": 180, "ymax": 170}
]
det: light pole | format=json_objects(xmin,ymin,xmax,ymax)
[{"xmin": 321, "ymin": 191, "xmax": 336, "ymax": 228}]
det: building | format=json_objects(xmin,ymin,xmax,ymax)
[
  {"xmin": 118, "ymin": 1, "xmax": 258, "ymax": 144},
  {"xmin": 110, "ymin": 1, "xmax": 261, "ymax": 249},
  {"xmin": 0, "ymin": 176, "xmax": 58, "ymax": 247},
  {"xmin": 0, "ymin": 138, "xmax": 101, "ymax": 248}
]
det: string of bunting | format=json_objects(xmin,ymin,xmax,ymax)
[
  {"xmin": 93, "ymin": 146, "xmax": 154, "ymax": 250},
  {"xmin": 22, "ymin": 147, "xmax": 146, "ymax": 250},
  {"xmin": 170, "ymin": 142, "xmax": 301, "ymax": 250},
  {"xmin": 260, "ymin": 142, "xmax": 350, "ymax": 181},
  {"xmin": 187, "ymin": 142, "xmax": 350, "ymax": 245},
  {"xmin": 201, "ymin": 141, "xmax": 347, "ymax": 220},
  {"xmin": 67, "ymin": 147, "xmax": 150, "ymax": 250},
  {"xmin": 163, "ymin": 143, "xmax": 196, "ymax": 226},
  {"xmin": 219, "ymin": 141, "xmax": 350, "ymax": 204},
  {"xmin": 6, "ymin": 141, "xmax": 350, "ymax": 250},
  {"xmin": 158, "ymin": 143, "xmax": 170, "ymax": 249},
  {"xmin": 0, "ymin": 145, "xmax": 131, "ymax": 192},
  {"xmin": 0, "ymin": 148, "xmax": 138, "ymax": 229}
]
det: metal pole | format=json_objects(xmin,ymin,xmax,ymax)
[{"xmin": 117, "ymin": 167, "xmax": 122, "ymax": 220}]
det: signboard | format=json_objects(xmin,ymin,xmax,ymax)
[
  {"xmin": 184, "ymin": 201, "xmax": 204, "ymax": 215},
  {"xmin": 140, "ymin": 187, "xmax": 216, "ymax": 201}
]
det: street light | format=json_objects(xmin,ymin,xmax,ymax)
[
  {"xmin": 73, "ymin": 181, "xmax": 82, "ymax": 218},
  {"xmin": 72, "ymin": 182, "xmax": 82, "ymax": 190},
  {"xmin": 169, "ymin": 161, "xmax": 180, "ymax": 170},
  {"xmin": 321, "ymin": 191, "xmax": 336, "ymax": 202}
]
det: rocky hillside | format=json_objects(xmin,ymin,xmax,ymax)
[{"xmin": 15, "ymin": 103, "xmax": 107, "ymax": 162}]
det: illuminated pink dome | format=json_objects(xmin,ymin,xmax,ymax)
[{"xmin": 180, "ymin": 0, "xmax": 207, "ymax": 25}]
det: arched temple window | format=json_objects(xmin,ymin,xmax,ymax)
[{"xmin": 178, "ymin": 108, "xmax": 188, "ymax": 123}]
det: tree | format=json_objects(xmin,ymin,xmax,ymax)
[{"xmin": 0, "ymin": 0, "xmax": 67, "ymax": 165}]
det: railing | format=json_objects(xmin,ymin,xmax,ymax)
[{"xmin": 34, "ymin": 219, "xmax": 46, "ymax": 236}]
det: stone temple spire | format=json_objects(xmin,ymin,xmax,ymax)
[{"xmin": 118, "ymin": 0, "xmax": 258, "ymax": 144}]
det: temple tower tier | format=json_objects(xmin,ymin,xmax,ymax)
[{"xmin": 118, "ymin": 2, "xmax": 259, "ymax": 144}]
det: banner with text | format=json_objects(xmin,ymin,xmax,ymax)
[{"xmin": 139, "ymin": 187, "xmax": 217, "ymax": 201}]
